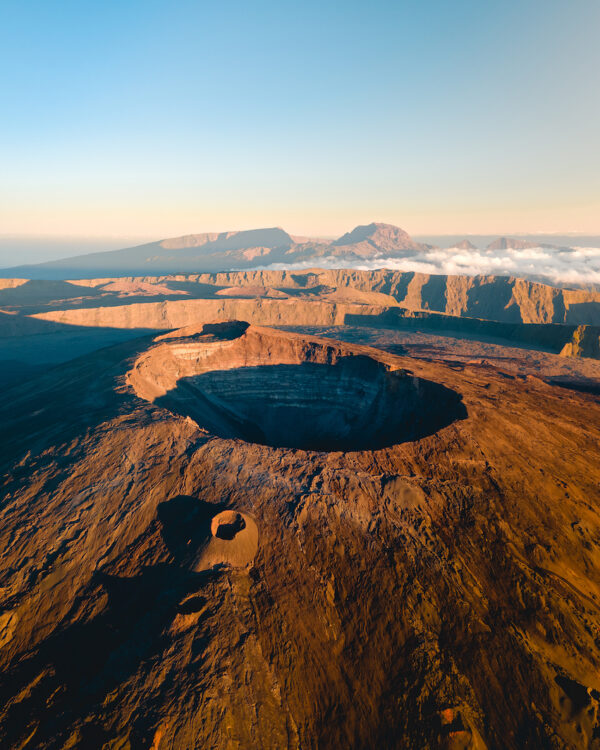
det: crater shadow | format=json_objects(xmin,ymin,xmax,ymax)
[
  {"xmin": 212, "ymin": 511, "xmax": 246, "ymax": 540},
  {"xmin": 155, "ymin": 359, "xmax": 467, "ymax": 451},
  {"xmin": 157, "ymin": 495, "xmax": 224, "ymax": 565}
]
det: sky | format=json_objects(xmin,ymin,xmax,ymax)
[{"xmin": 1, "ymin": 0, "xmax": 599, "ymax": 246}]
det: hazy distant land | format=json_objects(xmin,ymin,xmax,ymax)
[{"xmin": 2, "ymin": 223, "xmax": 599, "ymax": 289}]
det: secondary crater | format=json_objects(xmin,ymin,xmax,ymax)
[
  {"xmin": 211, "ymin": 510, "xmax": 246, "ymax": 540},
  {"xmin": 128, "ymin": 322, "xmax": 467, "ymax": 452}
]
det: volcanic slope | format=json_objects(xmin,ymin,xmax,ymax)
[{"xmin": 1, "ymin": 323, "xmax": 600, "ymax": 749}]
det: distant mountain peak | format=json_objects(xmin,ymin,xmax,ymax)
[
  {"xmin": 452, "ymin": 239, "xmax": 478, "ymax": 251},
  {"xmin": 331, "ymin": 223, "xmax": 426, "ymax": 255},
  {"xmin": 486, "ymin": 237, "xmax": 540, "ymax": 251},
  {"xmin": 0, "ymin": 222, "xmax": 428, "ymax": 278},
  {"xmin": 333, "ymin": 222, "xmax": 414, "ymax": 246}
]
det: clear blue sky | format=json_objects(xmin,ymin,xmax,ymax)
[{"xmin": 1, "ymin": 0, "xmax": 599, "ymax": 240}]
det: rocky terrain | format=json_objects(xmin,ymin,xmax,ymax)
[
  {"xmin": 3, "ymin": 269, "xmax": 599, "ymax": 325},
  {"xmin": 1, "ymin": 321, "xmax": 599, "ymax": 749},
  {"xmin": 1, "ymin": 261, "xmax": 600, "ymax": 748},
  {"xmin": 1, "ymin": 269, "xmax": 599, "ymax": 394}
]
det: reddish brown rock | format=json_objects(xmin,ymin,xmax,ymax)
[{"xmin": 0, "ymin": 323, "xmax": 599, "ymax": 748}]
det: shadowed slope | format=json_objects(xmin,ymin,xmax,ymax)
[{"xmin": 160, "ymin": 361, "xmax": 466, "ymax": 450}]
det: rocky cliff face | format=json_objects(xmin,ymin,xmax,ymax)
[
  {"xmin": 1, "ymin": 269, "xmax": 596, "ymax": 335},
  {"xmin": 1, "ymin": 323, "xmax": 599, "ymax": 748},
  {"xmin": 560, "ymin": 325, "xmax": 600, "ymax": 359},
  {"xmin": 3, "ymin": 269, "xmax": 599, "ymax": 325},
  {"xmin": 3, "ymin": 269, "xmax": 600, "ymax": 364}
]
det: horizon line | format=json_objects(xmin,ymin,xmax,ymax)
[{"xmin": 2, "ymin": 228, "xmax": 600, "ymax": 242}]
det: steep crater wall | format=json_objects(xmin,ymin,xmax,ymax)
[{"xmin": 128, "ymin": 321, "xmax": 466, "ymax": 451}]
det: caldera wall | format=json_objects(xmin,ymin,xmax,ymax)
[{"xmin": 127, "ymin": 321, "xmax": 467, "ymax": 450}]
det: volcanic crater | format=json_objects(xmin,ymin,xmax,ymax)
[
  {"xmin": 2, "ymin": 317, "xmax": 600, "ymax": 749},
  {"xmin": 211, "ymin": 510, "xmax": 246, "ymax": 540},
  {"xmin": 127, "ymin": 321, "xmax": 467, "ymax": 450}
]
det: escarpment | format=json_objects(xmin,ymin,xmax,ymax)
[
  {"xmin": 2, "ymin": 269, "xmax": 599, "ymax": 325},
  {"xmin": 3, "ymin": 270, "xmax": 600, "ymax": 367}
]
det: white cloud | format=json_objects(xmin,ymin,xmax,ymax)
[{"xmin": 254, "ymin": 245, "xmax": 600, "ymax": 287}]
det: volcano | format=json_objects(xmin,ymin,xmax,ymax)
[{"xmin": 0, "ymin": 322, "xmax": 599, "ymax": 748}]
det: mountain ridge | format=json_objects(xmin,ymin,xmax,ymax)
[
  {"xmin": 0, "ymin": 223, "xmax": 455, "ymax": 279},
  {"xmin": 0, "ymin": 223, "xmax": 596, "ymax": 288}
]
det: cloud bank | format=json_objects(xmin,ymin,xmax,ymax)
[{"xmin": 258, "ymin": 245, "xmax": 600, "ymax": 288}]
